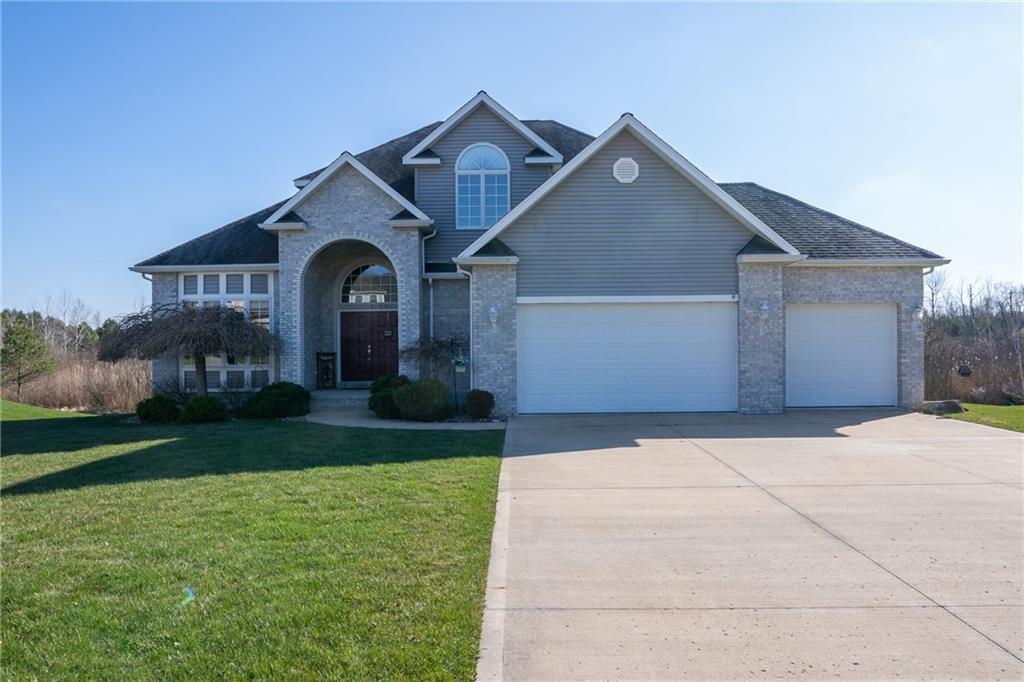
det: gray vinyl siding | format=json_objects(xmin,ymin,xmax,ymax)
[
  {"xmin": 500, "ymin": 130, "xmax": 756, "ymax": 296},
  {"xmin": 418, "ymin": 105, "xmax": 551, "ymax": 262}
]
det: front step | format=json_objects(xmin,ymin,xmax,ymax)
[{"xmin": 310, "ymin": 389, "xmax": 370, "ymax": 410}]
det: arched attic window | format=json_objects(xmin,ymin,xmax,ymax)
[
  {"xmin": 456, "ymin": 144, "xmax": 509, "ymax": 229},
  {"xmin": 340, "ymin": 264, "xmax": 397, "ymax": 309}
]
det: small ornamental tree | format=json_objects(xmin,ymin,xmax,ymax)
[
  {"xmin": 1, "ymin": 321, "xmax": 57, "ymax": 401},
  {"xmin": 98, "ymin": 303, "xmax": 278, "ymax": 398}
]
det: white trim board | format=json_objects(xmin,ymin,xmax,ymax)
[
  {"xmin": 517, "ymin": 295, "xmax": 737, "ymax": 304},
  {"xmin": 402, "ymin": 91, "xmax": 563, "ymax": 166},
  {"xmin": 737, "ymin": 254, "xmax": 807, "ymax": 264},
  {"xmin": 131, "ymin": 263, "xmax": 280, "ymax": 273},
  {"xmin": 262, "ymin": 152, "xmax": 431, "ymax": 227},
  {"xmin": 453, "ymin": 256, "xmax": 520, "ymax": 265},
  {"xmin": 459, "ymin": 114, "xmax": 800, "ymax": 259}
]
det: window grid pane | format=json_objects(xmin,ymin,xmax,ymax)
[
  {"xmin": 183, "ymin": 275, "xmax": 198, "ymax": 296},
  {"xmin": 225, "ymin": 274, "xmax": 244, "ymax": 294},
  {"xmin": 203, "ymin": 274, "xmax": 220, "ymax": 295},
  {"xmin": 251, "ymin": 370, "xmax": 269, "ymax": 389},
  {"xmin": 225, "ymin": 370, "xmax": 246, "ymax": 389},
  {"xmin": 250, "ymin": 274, "xmax": 269, "ymax": 294}
]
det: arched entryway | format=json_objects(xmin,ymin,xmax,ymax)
[{"xmin": 301, "ymin": 240, "xmax": 401, "ymax": 388}]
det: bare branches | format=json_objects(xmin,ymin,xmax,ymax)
[
  {"xmin": 98, "ymin": 303, "xmax": 279, "ymax": 362},
  {"xmin": 925, "ymin": 277, "xmax": 1024, "ymax": 403}
]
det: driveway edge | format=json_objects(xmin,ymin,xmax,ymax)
[{"xmin": 475, "ymin": 430, "xmax": 513, "ymax": 681}]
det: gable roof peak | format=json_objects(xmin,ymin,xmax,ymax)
[
  {"xmin": 401, "ymin": 91, "xmax": 563, "ymax": 165},
  {"xmin": 459, "ymin": 113, "xmax": 801, "ymax": 258},
  {"xmin": 262, "ymin": 152, "xmax": 430, "ymax": 229}
]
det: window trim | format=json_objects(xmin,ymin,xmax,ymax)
[{"xmin": 455, "ymin": 143, "xmax": 510, "ymax": 230}]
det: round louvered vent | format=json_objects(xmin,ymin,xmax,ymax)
[{"xmin": 613, "ymin": 157, "xmax": 639, "ymax": 184}]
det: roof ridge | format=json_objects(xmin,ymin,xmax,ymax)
[
  {"xmin": 738, "ymin": 182, "xmax": 942, "ymax": 259},
  {"xmin": 523, "ymin": 119, "xmax": 596, "ymax": 140},
  {"xmin": 135, "ymin": 200, "xmax": 285, "ymax": 266}
]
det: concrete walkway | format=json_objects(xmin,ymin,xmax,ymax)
[{"xmin": 478, "ymin": 410, "xmax": 1024, "ymax": 680}]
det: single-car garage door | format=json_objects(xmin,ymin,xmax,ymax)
[
  {"xmin": 785, "ymin": 304, "xmax": 898, "ymax": 407},
  {"xmin": 517, "ymin": 302, "xmax": 738, "ymax": 413}
]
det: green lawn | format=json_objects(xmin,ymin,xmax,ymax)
[
  {"xmin": 1, "ymin": 400, "xmax": 504, "ymax": 680},
  {"xmin": 949, "ymin": 402, "xmax": 1024, "ymax": 433}
]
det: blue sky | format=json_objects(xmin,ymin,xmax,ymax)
[{"xmin": 3, "ymin": 2, "xmax": 1021, "ymax": 319}]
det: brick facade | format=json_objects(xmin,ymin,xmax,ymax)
[
  {"xmin": 782, "ymin": 266, "xmax": 925, "ymax": 409},
  {"xmin": 150, "ymin": 272, "xmax": 178, "ymax": 393},
  {"xmin": 469, "ymin": 264, "xmax": 517, "ymax": 416},
  {"xmin": 737, "ymin": 263, "xmax": 785, "ymax": 413},
  {"xmin": 275, "ymin": 165, "xmax": 423, "ymax": 387},
  {"xmin": 735, "ymin": 263, "xmax": 925, "ymax": 412}
]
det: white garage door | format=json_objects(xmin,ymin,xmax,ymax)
[
  {"xmin": 785, "ymin": 304, "xmax": 898, "ymax": 407},
  {"xmin": 517, "ymin": 302, "xmax": 738, "ymax": 413}
]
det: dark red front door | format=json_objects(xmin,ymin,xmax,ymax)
[{"xmin": 340, "ymin": 311, "xmax": 399, "ymax": 381}]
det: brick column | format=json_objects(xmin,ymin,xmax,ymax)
[
  {"xmin": 470, "ymin": 264, "xmax": 517, "ymax": 417},
  {"xmin": 738, "ymin": 263, "xmax": 785, "ymax": 414},
  {"xmin": 151, "ymin": 273, "xmax": 178, "ymax": 394}
]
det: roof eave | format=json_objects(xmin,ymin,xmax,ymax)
[
  {"xmin": 789, "ymin": 258, "xmax": 951, "ymax": 267},
  {"xmin": 130, "ymin": 263, "xmax": 280, "ymax": 273},
  {"xmin": 258, "ymin": 221, "xmax": 307, "ymax": 231}
]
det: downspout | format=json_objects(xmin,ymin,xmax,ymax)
[{"xmin": 456, "ymin": 264, "xmax": 473, "ymax": 389}]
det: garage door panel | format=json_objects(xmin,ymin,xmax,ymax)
[
  {"xmin": 785, "ymin": 304, "xmax": 897, "ymax": 408},
  {"xmin": 517, "ymin": 302, "xmax": 739, "ymax": 414}
]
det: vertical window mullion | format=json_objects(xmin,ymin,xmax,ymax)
[{"xmin": 479, "ymin": 173, "xmax": 485, "ymax": 227}]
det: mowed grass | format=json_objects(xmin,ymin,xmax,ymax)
[
  {"xmin": 949, "ymin": 402, "xmax": 1024, "ymax": 433},
  {"xmin": 1, "ymin": 400, "xmax": 504, "ymax": 680}
]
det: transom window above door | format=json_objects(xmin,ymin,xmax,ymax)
[
  {"xmin": 456, "ymin": 144, "xmax": 509, "ymax": 229},
  {"xmin": 341, "ymin": 263, "xmax": 397, "ymax": 309}
]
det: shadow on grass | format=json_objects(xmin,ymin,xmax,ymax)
[{"xmin": 2, "ymin": 416, "xmax": 503, "ymax": 496}]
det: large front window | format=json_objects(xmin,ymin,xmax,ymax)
[
  {"xmin": 178, "ymin": 271, "xmax": 274, "ymax": 391},
  {"xmin": 456, "ymin": 144, "xmax": 509, "ymax": 229}
]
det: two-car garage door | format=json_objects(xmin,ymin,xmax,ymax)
[
  {"xmin": 517, "ymin": 302, "xmax": 738, "ymax": 413},
  {"xmin": 516, "ymin": 301, "xmax": 898, "ymax": 413}
]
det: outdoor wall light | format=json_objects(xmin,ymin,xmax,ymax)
[
  {"xmin": 489, "ymin": 305, "xmax": 499, "ymax": 327},
  {"xmin": 913, "ymin": 305, "xmax": 925, "ymax": 321}
]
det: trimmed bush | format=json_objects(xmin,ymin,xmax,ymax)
[
  {"xmin": 180, "ymin": 396, "xmax": 228, "ymax": 423},
  {"xmin": 465, "ymin": 389, "xmax": 496, "ymax": 420},
  {"xmin": 136, "ymin": 396, "xmax": 180, "ymax": 423},
  {"xmin": 368, "ymin": 374, "xmax": 411, "ymax": 419},
  {"xmin": 370, "ymin": 374, "xmax": 410, "ymax": 395},
  {"xmin": 242, "ymin": 382, "xmax": 311, "ymax": 419},
  {"xmin": 392, "ymin": 378, "xmax": 450, "ymax": 422}
]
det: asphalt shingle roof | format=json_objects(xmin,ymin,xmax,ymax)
[
  {"xmin": 720, "ymin": 182, "xmax": 942, "ymax": 260},
  {"xmin": 138, "ymin": 121, "xmax": 942, "ymax": 267},
  {"xmin": 136, "ymin": 202, "xmax": 283, "ymax": 267}
]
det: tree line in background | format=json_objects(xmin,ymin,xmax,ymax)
[
  {"xmin": 924, "ymin": 273, "xmax": 1024, "ymax": 405},
  {"xmin": 1, "ymin": 292, "xmax": 150, "ymax": 412}
]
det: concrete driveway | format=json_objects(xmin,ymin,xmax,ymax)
[{"xmin": 477, "ymin": 410, "xmax": 1023, "ymax": 681}]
